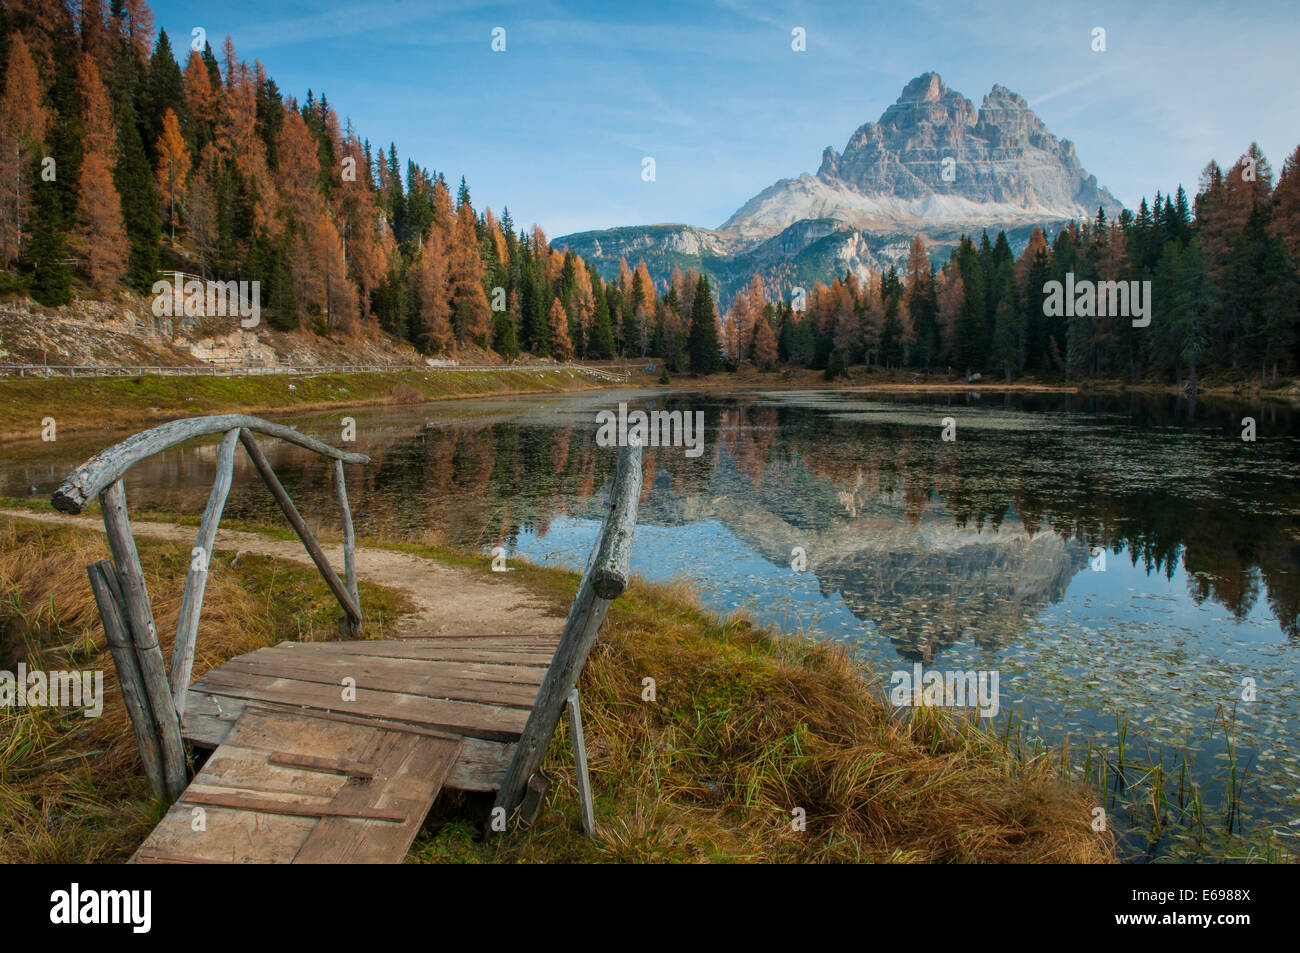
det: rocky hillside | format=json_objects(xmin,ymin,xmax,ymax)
[
  {"xmin": 558, "ymin": 72, "xmax": 1123, "ymax": 302},
  {"xmin": 0, "ymin": 293, "xmax": 475, "ymax": 369}
]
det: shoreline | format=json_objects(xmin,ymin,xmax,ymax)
[
  {"xmin": 4, "ymin": 363, "xmax": 1296, "ymax": 446},
  {"xmin": 0, "ymin": 509, "xmax": 1115, "ymax": 864},
  {"xmin": 0, "ymin": 366, "xmax": 607, "ymax": 441}
]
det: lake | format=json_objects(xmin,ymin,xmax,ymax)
[{"xmin": 5, "ymin": 387, "xmax": 1298, "ymax": 861}]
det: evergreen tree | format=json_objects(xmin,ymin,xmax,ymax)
[{"xmin": 687, "ymin": 274, "xmax": 721, "ymax": 373}]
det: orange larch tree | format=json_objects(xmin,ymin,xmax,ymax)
[
  {"xmin": 155, "ymin": 108, "xmax": 190, "ymax": 242},
  {"xmin": 0, "ymin": 34, "xmax": 48, "ymax": 266},
  {"xmin": 72, "ymin": 53, "xmax": 127, "ymax": 289},
  {"xmin": 548, "ymin": 297, "xmax": 574, "ymax": 360}
]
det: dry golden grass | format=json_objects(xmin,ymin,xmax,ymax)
[
  {"xmin": 416, "ymin": 575, "xmax": 1115, "ymax": 864},
  {"xmin": 0, "ymin": 515, "xmax": 408, "ymax": 862}
]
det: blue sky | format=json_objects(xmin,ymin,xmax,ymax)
[{"xmin": 152, "ymin": 0, "xmax": 1300, "ymax": 238}]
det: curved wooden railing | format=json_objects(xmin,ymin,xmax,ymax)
[
  {"xmin": 52, "ymin": 415, "xmax": 370, "ymax": 801},
  {"xmin": 494, "ymin": 438, "xmax": 643, "ymax": 820}
]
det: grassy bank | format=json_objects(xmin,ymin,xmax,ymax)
[
  {"xmin": 0, "ymin": 512, "xmax": 1113, "ymax": 864},
  {"xmin": 650, "ymin": 364, "xmax": 1300, "ymax": 404},
  {"xmin": 0, "ymin": 366, "xmax": 602, "ymax": 440}
]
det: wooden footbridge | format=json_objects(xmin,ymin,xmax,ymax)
[{"xmin": 51, "ymin": 414, "xmax": 642, "ymax": 863}]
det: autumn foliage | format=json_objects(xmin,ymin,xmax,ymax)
[{"xmin": 0, "ymin": 1, "xmax": 608, "ymax": 360}]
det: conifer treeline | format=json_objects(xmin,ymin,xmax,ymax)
[
  {"xmin": 0, "ymin": 0, "xmax": 638, "ymax": 360},
  {"xmin": 711, "ymin": 143, "xmax": 1300, "ymax": 383}
]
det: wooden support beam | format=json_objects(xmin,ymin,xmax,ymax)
[
  {"xmin": 87, "ymin": 560, "xmax": 166, "ymax": 799},
  {"xmin": 99, "ymin": 481, "xmax": 189, "ymax": 801},
  {"xmin": 332, "ymin": 459, "xmax": 361, "ymax": 638},
  {"xmin": 238, "ymin": 429, "xmax": 362, "ymax": 627},
  {"xmin": 567, "ymin": 688, "xmax": 596, "ymax": 837},
  {"xmin": 494, "ymin": 441, "xmax": 641, "ymax": 818},
  {"xmin": 170, "ymin": 427, "xmax": 239, "ymax": 716}
]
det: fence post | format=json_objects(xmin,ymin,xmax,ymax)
[{"xmin": 99, "ymin": 480, "xmax": 188, "ymax": 801}]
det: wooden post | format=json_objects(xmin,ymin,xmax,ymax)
[
  {"xmin": 494, "ymin": 441, "xmax": 641, "ymax": 818},
  {"xmin": 99, "ymin": 481, "xmax": 188, "ymax": 801},
  {"xmin": 332, "ymin": 459, "xmax": 361, "ymax": 638},
  {"xmin": 567, "ymin": 689, "xmax": 596, "ymax": 837},
  {"xmin": 170, "ymin": 428, "xmax": 239, "ymax": 716},
  {"xmin": 238, "ymin": 429, "xmax": 362, "ymax": 629},
  {"xmin": 87, "ymin": 561, "xmax": 166, "ymax": 799}
]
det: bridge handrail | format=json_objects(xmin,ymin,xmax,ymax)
[
  {"xmin": 52, "ymin": 413, "xmax": 368, "ymax": 514},
  {"xmin": 52, "ymin": 414, "xmax": 369, "ymax": 802},
  {"xmin": 494, "ymin": 439, "xmax": 642, "ymax": 819}
]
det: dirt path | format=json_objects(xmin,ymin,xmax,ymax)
[{"xmin": 1, "ymin": 509, "xmax": 564, "ymax": 638}]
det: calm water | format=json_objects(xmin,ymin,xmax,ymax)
[{"xmin": 5, "ymin": 388, "xmax": 1298, "ymax": 860}]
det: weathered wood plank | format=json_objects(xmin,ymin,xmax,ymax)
[
  {"xmin": 215, "ymin": 653, "xmax": 542, "ymax": 707},
  {"xmin": 100, "ymin": 480, "xmax": 189, "ymax": 801},
  {"xmin": 180, "ymin": 789, "xmax": 408, "ymax": 822},
  {"xmin": 191, "ymin": 668, "xmax": 530, "ymax": 740},
  {"xmin": 239, "ymin": 429, "xmax": 361, "ymax": 627},
  {"xmin": 267, "ymin": 752, "xmax": 377, "ymax": 778},
  {"xmin": 87, "ymin": 560, "xmax": 166, "ymax": 799},
  {"xmin": 193, "ymin": 747, "xmax": 353, "ymax": 799},
  {"xmin": 293, "ymin": 641, "xmax": 554, "ymax": 666},
  {"xmin": 53, "ymin": 414, "xmax": 369, "ymax": 514},
  {"xmin": 133, "ymin": 804, "xmax": 318, "ymax": 864},
  {"xmin": 170, "ymin": 427, "xmax": 240, "ymax": 716},
  {"xmin": 496, "ymin": 441, "xmax": 642, "ymax": 816},
  {"xmin": 180, "ymin": 693, "xmax": 513, "ymax": 791},
  {"xmin": 293, "ymin": 734, "xmax": 461, "ymax": 863}
]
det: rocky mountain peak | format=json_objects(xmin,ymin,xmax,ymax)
[
  {"xmin": 725, "ymin": 71, "xmax": 1122, "ymax": 240},
  {"xmin": 557, "ymin": 71, "xmax": 1124, "ymax": 301},
  {"xmin": 897, "ymin": 70, "xmax": 949, "ymax": 103}
]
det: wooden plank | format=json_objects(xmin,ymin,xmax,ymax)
[
  {"xmin": 297, "ymin": 642, "xmax": 555, "ymax": 666},
  {"xmin": 180, "ymin": 789, "xmax": 409, "ymax": 822},
  {"xmin": 403, "ymin": 632, "xmax": 562, "ymax": 641},
  {"xmin": 222, "ymin": 705, "xmax": 382, "ymax": 761},
  {"xmin": 100, "ymin": 480, "xmax": 189, "ymax": 802},
  {"xmin": 190, "ymin": 746, "xmax": 352, "ymax": 800},
  {"xmin": 52, "ymin": 413, "xmax": 369, "ymax": 515},
  {"xmin": 267, "ymin": 752, "xmax": 377, "ymax": 778},
  {"xmin": 87, "ymin": 560, "xmax": 166, "ymax": 799},
  {"xmin": 256, "ymin": 644, "xmax": 552, "ymax": 682},
  {"xmin": 171, "ymin": 427, "xmax": 240, "ymax": 715},
  {"xmin": 215, "ymin": 653, "xmax": 542, "ymax": 707},
  {"xmin": 180, "ymin": 694, "xmax": 513, "ymax": 792},
  {"xmin": 497, "ymin": 441, "xmax": 642, "ymax": 817},
  {"xmin": 179, "ymin": 691, "xmax": 241, "ymax": 747},
  {"xmin": 238, "ymin": 429, "xmax": 361, "ymax": 626},
  {"xmin": 133, "ymin": 804, "xmax": 319, "ymax": 863},
  {"xmin": 191, "ymin": 668, "xmax": 530, "ymax": 740},
  {"xmin": 293, "ymin": 734, "xmax": 461, "ymax": 863}
]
